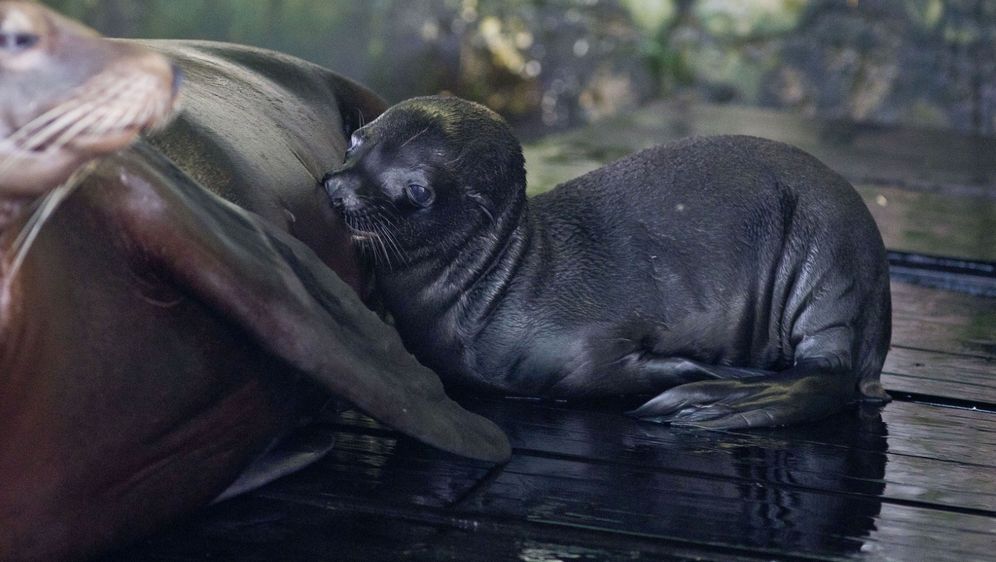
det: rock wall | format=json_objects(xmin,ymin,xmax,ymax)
[{"xmin": 42, "ymin": 0, "xmax": 996, "ymax": 135}]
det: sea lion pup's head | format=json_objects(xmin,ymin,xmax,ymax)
[
  {"xmin": 0, "ymin": 1, "xmax": 180, "ymax": 199},
  {"xmin": 322, "ymin": 95, "xmax": 526, "ymax": 267}
]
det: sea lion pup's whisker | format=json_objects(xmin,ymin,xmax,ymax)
[
  {"xmin": 368, "ymin": 217, "xmax": 392, "ymax": 270},
  {"xmin": 354, "ymin": 215, "xmax": 380, "ymax": 267},
  {"xmin": 399, "ymin": 126, "xmax": 430, "ymax": 149},
  {"xmin": 375, "ymin": 224, "xmax": 393, "ymax": 271},
  {"xmin": 381, "ymin": 224, "xmax": 408, "ymax": 266},
  {"xmin": 380, "ymin": 221, "xmax": 409, "ymax": 266},
  {"xmin": 374, "ymin": 222, "xmax": 399, "ymax": 271}
]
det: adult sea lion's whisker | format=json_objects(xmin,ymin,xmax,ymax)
[
  {"xmin": 21, "ymin": 106, "xmax": 95, "ymax": 152},
  {"xmin": 101, "ymin": 75, "xmax": 157, "ymax": 134},
  {"xmin": 6, "ymin": 91, "xmax": 97, "ymax": 144},
  {"xmin": 47, "ymin": 107, "xmax": 111, "ymax": 153},
  {"xmin": 84, "ymin": 76, "xmax": 150, "ymax": 135},
  {"xmin": 6, "ymin": 101, "xmax": 93, "ymax": 155},
  {"xmin": 11, "ymin": 76, "xmax": 131, "ymax": 148},
  {"xmin": 5, "ymin": 163, "xmax": 94, "ymax": 282}
]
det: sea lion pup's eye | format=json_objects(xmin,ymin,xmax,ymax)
[{"xmin": 406, "ymin": 183, "xmax": 433, "ymax": 207}]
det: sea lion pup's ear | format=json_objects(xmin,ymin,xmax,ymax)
[{"xmin": 115, "ymin": 147, "xmax": 511, "ymax": 463}]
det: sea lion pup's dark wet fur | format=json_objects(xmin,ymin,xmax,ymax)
[{"xmin": 323, "ymin": 95, "xmax": 892, "ymax": 429}]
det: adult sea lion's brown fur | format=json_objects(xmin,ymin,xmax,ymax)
[{"xmin": 0, "ymin": 4, "xmax": 509, "ymax": 560}]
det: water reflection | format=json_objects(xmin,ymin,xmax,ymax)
[
  {"xmin": 112, "ymin": 399, "xmax": 890, "ymax": 559},
  {"xmin": 466, "ymin": 398, "xmax": 889, "ymax": 558},
  {"xmin": 724, "ymin": 407, "xmax": 888, "ymax": 553}
]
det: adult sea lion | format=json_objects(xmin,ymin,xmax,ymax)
[
  {"xmin": 0, "ymin": 6, "xmax": 509, "ymax": 561},
  {"xmin": 322, "ymin": 95, "xmax": 893, "ymax": 428}
]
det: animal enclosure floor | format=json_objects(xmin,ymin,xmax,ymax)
[{"xmin": 107, "ymin": 103, "xmax": 995, "ymax": 561}]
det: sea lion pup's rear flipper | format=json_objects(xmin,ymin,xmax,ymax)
[
  {"xmin": 627, "ymin": 352, "xmax": 887, "ymax": 429},
  {"xmin": 116, "ymin": 147, "xmax": 511, "ymax": 463}
]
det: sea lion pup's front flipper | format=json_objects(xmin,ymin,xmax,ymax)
[{"xmin": 113, "ymin": 145, "xmax": 511, "ymax": 463}]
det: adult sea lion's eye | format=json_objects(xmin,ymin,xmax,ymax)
[{"xmin": 406, "ymin": 183, "xmax": 432, "ymax": 207}]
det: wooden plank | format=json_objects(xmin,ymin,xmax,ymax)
[
  {"xmin": 114, "ymin": 392, "xmax": 996, "ymax": 561},
  {"xmin": 890, "ymin": 279, "xmax": 996, "ymax": 322},
  {"xmin": 882, "ymin": 347, "xmax": 996, "ymax": 406},
  {"xmin": 852, "ymin": 182, "xmax": 984, "ymax": 264},
  {"xmin": 463, "ymin": 452, "xmax": 995, "ymax": 561},
  {"xmin": 105, "ymin": 495, "xmax": 453, "ymax": 561},
  {"xmin": 889, "ymin": 281, "xmax": 996, "ymax": 360},
  {"xmin": 324, "ymin": 395, "xmax": 996, "ymax": 516},
  {"xmin": 108, "ymin": 494, "xmax": 726, "ymax": 562},
  {"xmin": 255, "ymin": 423, "xmax": 495, "ymax": 508},
  {"xmin": 253, "ymin": 494, "xmax": 771, "ymax": 562}
]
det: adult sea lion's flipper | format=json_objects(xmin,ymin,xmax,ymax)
[{"xmin": 113, "ymin": 145, "xmax": 511, "ymax": 463}]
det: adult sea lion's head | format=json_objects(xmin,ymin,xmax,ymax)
[
  {"xmin": 321, "ymin": 95, "xmax": 526, "ymax": 268},
  {"xmin": 0, "ymin": 0, "xmax": 179, "ymax": 200}
]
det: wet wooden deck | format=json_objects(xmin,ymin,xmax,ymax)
[{"xmin": 109, "ymin": 103, "xmax": 995, "ymax": 561}]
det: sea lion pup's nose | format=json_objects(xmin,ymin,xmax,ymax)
[{"xmin": 321, "ymin": 172, "xmax": 359, "ymax": 210}]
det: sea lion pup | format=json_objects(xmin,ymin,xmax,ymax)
[
  {"xmin": 1, "ymin": 5, "xmax": 509, "ymax": 561},
  {"xmin": 322, "ymin": 95, "xmax": 892, "ymax": 429}
]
